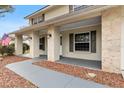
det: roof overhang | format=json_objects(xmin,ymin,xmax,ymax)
[{"xmin": 10, "ymin": 5, "xmax": 118, "ymax": 35}]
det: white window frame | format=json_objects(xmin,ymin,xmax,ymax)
[
  {"xmin": 32, "ymin": 17, "xmax": 38, "ymax": 24},
  {"xmin": 38, "ymin": 16, "xmax": 44, "ymax": 23},
  {"xmin": 32, "ymin": 15, "xmax": 44, "ymax": 25},
  {"xmin": 73, "ymin": 5, "xmax": 82, "ymax": 11},
  {"xmin": 72, "ymin": 5, "xmax": 90, "ymax": 11},
  {"xmin": 74, "ymin": 31, "xmax": 91, "ymax": 52},
  {"xmin": 39, "ymin": 37, "xmax": 45, "ymax": 50}
]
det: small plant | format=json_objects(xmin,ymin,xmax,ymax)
[
  {"xmin": 5, "ymin": 45, "xmax": 15, "ymax": 56},
  {"xmin": 0, "ymin": 45, "xmax": 7, "ymax": 56},
  {"xmin": 0, "ymin": 33, "xmax": 13, "ymax": 56}
]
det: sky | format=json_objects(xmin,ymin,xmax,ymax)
[{"xmin": 0, "ymin": 5, "xmax": 45, "ymax": 37}]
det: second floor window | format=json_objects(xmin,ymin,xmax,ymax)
[
  {"xmin": 38, "ymin": 14, "xmax": 44, "ymax": 23},
  {"xmin": 32, "ymin": 18, "xmax": 37, "ymax": 24},
  {"xmin": 72, "ymin": 5, "xmax": 90, "ymax": 11},
  {"xmin": 32, "ymin": 14, "xmax": 44, "ymax": 25}
]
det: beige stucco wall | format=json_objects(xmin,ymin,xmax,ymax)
[
  {"xmin": 62, "ymin": 25, "xmax": 101, "ymax": 61},
  {"xmin": 101, "ymin": 6, "xmax": 123, "ymax": 73},
  {"xmin": 45, "ymin": 6, "xmax": 69, "ymax": 21},
  {"xmin": 121, "ymin": 6, "xmax": 124, "ymax": 70}
]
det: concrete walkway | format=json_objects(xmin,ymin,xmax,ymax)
[{"xmin": 6, "ymin": 58, "xmax": 108, "ymax": 88}]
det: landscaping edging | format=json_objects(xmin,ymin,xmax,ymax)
[{"xmin": 33, "ymin": 61, "xmax": 124, "ymax": 88}]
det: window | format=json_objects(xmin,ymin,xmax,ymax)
[
  {"xmin": 73, "ymin": 5, "xmax": 83, "ymax": 9},
  {"xmin": 60, "ymin": 36, "xmax": 62, "ymax": 45},
  {"xmin": 69, "ymin": 31, "xmax": 96, "ymax": 53},
  {"xmin": 73, "ymin": 5, "xmax": 91, "ymax": 11},
  {"xmin": 32, "ymin": 18, "xmax": 37, "ymax": 24},
  {"xmin": 75, "ymin": 32, "xmax": 90, "ymax": 51},
  {"xmin": 38, "ymin": 14, "xmax": 44, "ymax": 23},
  {"xmin": 32, "ymin": 14, "xmax": 44, "ymax": 25},
  {"xmin": 39, "ymin": 37, "xmax": 45, "ymax": 50}
]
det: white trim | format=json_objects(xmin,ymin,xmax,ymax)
[{"xmin": 73, "ymin": 31, "xmax": 91, "ymax": 53}]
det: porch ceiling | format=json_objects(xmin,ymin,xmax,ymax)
[
  {"xmin": 9, "ymin": 5, "xmax": 117, "ymax": 35},
  {"xmin": 59, "ymin": 16, "xmax": 101, "ymax": 31}
]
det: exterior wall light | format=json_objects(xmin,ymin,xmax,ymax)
[
  {"xmin": 28, "ymin": 37, "xmax": 32, "ymax": 40},
  {"xmin": 47, "ymin": 34, "xmax": 52, "ymax": 39}
]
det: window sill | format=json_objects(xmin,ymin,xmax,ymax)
[
  {"xmin": 74, "ymin": 50, "xmax": 90, "ymax": 53},
  {"xmin": 74, "ymin": 50, "xmax": 96, "ymax": 54}
]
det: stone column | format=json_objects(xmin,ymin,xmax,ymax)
[
  {"xmin": 15, "ymin": 34, "xmax": 23, "ymax": 55},
  {"xmin": 101, "ymin": 6, "xmax": 122, "ymax": 73},
  {"xmin": 47, "ymin": 25, "xmax": 60, "ymax": 61},
  {"xmin": 121, "ymin": 23, "xmax": 124, "ymax": 70},
  {"xmin": 121, "ymin": 6, "xmax": 124, "ymax": 70},
  {"xmin": 30, "ymin": 31, "xmax": 39, "ymax": 58}
]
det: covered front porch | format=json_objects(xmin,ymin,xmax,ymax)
[
  {"xmin": 14, "ymin": 15, "xmax": 102, "ymax": 70},
  {"xmin": 15, "ymin": 16, "xmax": 101, "ymax": 59},
  {"xmin": 12, "ymin": 6, "xmax": 124, "ymax": 73}
]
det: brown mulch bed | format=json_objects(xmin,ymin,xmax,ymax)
[
  {"xmin": 33, "ymin": 61, "xmax": 124, "ymax": 88},
  {"xmin": 0, "ymin": 56, "xmax": 37, "ymax": 88}
]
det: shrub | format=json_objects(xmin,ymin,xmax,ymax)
[
  {"xmin": 0, "ymin": 43, "xmax": 29, "ymax": 56},
  {"xmin": 0, "ymin": 45, "xmax": 7, "ymax": 56},
  {"xmin": 5, "ymin": 45, "xmax": 15, "ymax": 56},
  {"xmin": 9, "ymin": 43, "xmax": 15, "ymax": 49},
  {"xmin": 0, "ymin": 44, "xmax": 15, "ymax": 56},
  {"xmin": 9, "ymin": 43, "xmax": 30, "ymax": 54}
]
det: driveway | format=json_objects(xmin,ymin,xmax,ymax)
[{"xmin": 6, "ymin": 58, "xmax": 108, "ymax": 88}]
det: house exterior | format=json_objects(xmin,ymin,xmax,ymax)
[{"xmin": 10, "ymin": 5, "xmax": 124, "ymax": 74}]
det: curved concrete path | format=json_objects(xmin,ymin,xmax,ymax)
[{"xmin": 6, "ymin": 58, "xmax": 108, "ymax": 88}]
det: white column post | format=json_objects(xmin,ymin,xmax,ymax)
[
  {"xmin": 30, "ymin": 31, "xmax": 39, "ymax": 58},
  {"xmin": 47, "ymin": 25, "xmax": 60, "ymax": 61},
  {"xmin": 15, "ymin": 34, "xmax": 23, "ymax": 55},
  {"xmin": 121, "ymin": 11, "xmax": 124, "ymax": 71}
]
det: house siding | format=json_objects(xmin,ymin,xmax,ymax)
[
  {"xmin": 102, "ymin": 6, "xmax": 122, "ymax": 73},
  {"xmin": 14, "ymin": 5, "xmax": 124, "ymax": 74},
  {"xmin": 45, "ymin": 6, "xmax": 69, "ymax": 21}
]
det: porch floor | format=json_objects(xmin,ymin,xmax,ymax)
[
  {"xmin": 58, "ymin": 57, "xmax": 101, "ymax": 70},
  {"xmin": 21, "ymin": 54, "xmax": 101, "ymax": 70},
  {"xmin": 38, "ymin": 55, "xmax": 101, "ymax": 70}
]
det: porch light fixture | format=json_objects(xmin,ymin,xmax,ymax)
[
  {"xmin": 28, "ymin": 37, "xmax": 32, "ymax": 40},
  {"xmin": 47, "ymin": 33, "xmax": 52, "ymax": 39}
]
